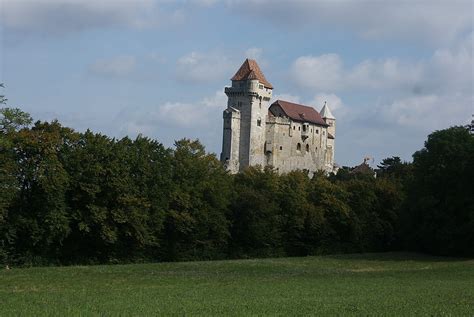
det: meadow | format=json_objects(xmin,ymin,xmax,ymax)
[{"xmin": 1, "ymin": 252, "xmax": 473, "ymax": 316}]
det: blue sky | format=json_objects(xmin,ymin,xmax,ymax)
[{"xmin": 1, "ymin": 0, "xmax": 473, "ymax": 166}]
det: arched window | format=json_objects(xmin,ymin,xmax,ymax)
[
  {"xmin": 257, "ymin": 119, "xmax": 261, "ymax": 126},
  {"xmin": 297, "ymin": 143, "xmax": 301, "ymax": 151},
  {"xmin": 306, "ymin": 144, "xmax": 310, "ymax": 152}
]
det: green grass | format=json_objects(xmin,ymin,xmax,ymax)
[{"xmin": 1, "ymin": 253, "xmax": 473, "ymax": 316}]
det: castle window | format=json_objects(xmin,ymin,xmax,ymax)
[
  {"xmin": 280, "ymin": 146, "xmax": 283, "ymax": 150},
  {"xmin": 298, "ymin": 126, "xmax": 301, "ymax": 131},
  {"xmin": 306, "ymin": 144, "xmax": 310, "ymax": 152},
  {"xmin": 259, "ymin": 84, "xmax": 264, "ymax": 89},
  {"xmin": 297, "ymin": 143, "xmax": 301, "ymax": 151},
  {"xmin": 316, "ymin": 129, "xmax": 319, "ymax": 134},
  {"xmin": 302, "ymin": 125, "xmax": 306, "ymax": 132},
  {"xmin": 293, "ymin": 126, "xmax": 296, "ymax": 130},
  {"xmin": 257, "ymin": 119, "xmax": 262, "ymax": 126}
]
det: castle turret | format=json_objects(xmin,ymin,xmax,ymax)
[
  {"xmin": 320, "ymin": 101, "xmax": 335, "ymax": 136},
  {"xmin": 320, "ymin": 101, "xmax": 336, "ymax": 171},
  {"xmin": 220, "ymin": 59, "xmax": 273, "ymax": 173}
]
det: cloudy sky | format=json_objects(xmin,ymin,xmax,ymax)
[{"xmin": 1, "ymin": 0, "xmax": 473, "ymax": 166}]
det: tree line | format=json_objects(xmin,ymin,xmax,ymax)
[{"xmin": 0, "ymin": 105, "xmax": 473, "ymax": 266}]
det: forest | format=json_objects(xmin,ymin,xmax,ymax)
[{"xmin": 1, "ymin": 100, "xmax": 473, "ymax": 266}]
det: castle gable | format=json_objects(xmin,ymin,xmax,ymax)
[
  {"xmin": 269, "ymin": 100, "xmax": 328, "ymax": 126},
  {"xmin": 231, "ymin": 59, "xmax": 273, "ymax": 89}
]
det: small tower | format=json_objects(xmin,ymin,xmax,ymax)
[
  {"xmin": 320, "ymin": 101, "xmax": 336, "ymax": 171},
  {"xmin": 220, "ymin": 59, "xmax": 273, "ymax": 173},
  {"xmin": 320, "ymin": 101, "xmax": 335, "ymax": 136}
]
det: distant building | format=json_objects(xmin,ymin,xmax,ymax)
[
  {"xmin": 220, "ymin": 59, "xmax": 336, "ymax": 174},
  {"xmin": 350, "ymin": 157, "xmax": 376, "ymax": 178}
]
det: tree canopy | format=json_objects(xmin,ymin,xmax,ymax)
[{"xmin": 0, "ymin": 104, "xmax": 472, "ymax": 266}]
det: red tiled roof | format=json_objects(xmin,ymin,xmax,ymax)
[
  {"xmin": 269, "ymin": 100, "xmax": 328, "ymax": 126},
  {"xmin": 231, "ymin": 59, "xmax": 273, "ymax": 89}
]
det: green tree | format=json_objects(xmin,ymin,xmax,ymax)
[
  {"xmin": 0, "ymin": 86, "xmax": 33, "ymax": 264},
  {"xmin": 277, "ymin": 171, "xmax": 324, "ymax": 256},
  {"xmin": 0, "ymin": 108, "xmax": 33, "ymax": 134},
  {"xmin": 7, "ymin": 121, "xmax": 73, "ymax": 264},
  {"xmin": 377, "ymin": 156, "xmax": 413, "ymax": 181},
  {"xmin": 309, "ymin": 173, "xmax": 352, "ymax": 253},
  {"xmin": 404, "ymin": 127, "xmax": 474, "ymax": 256},
  {"xmin": 163, "ymin": 139, "xmax": 231, "ymax": 261},
  {"xmin": 229, "ymin": 166, "xmax": 282, "ymax": 257}
]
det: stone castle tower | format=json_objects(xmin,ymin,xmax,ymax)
[
  {"xmin": 220, "ymin": 59, "xmax": 273, "ymax": 173},
  {"xmin": 221, "ymin": 59, "xmax": 336, "ymax": 174}
]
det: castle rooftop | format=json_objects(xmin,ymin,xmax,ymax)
[
  {"xmin": 320, "ymin": 101, "xmax": 335, "ymax": 120},
  {"xmin": 231, "ymin": 59, "xmax": 273, "ymax": 89},
  {"xmin": 271, "ymin": 100, "xmax": 328, "ymax": 126}
]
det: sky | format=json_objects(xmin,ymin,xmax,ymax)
[{"xmin": 1, "ymin": 0, "xmax": 473, "ymax": 166}]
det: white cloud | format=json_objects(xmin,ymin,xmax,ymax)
[
  {"xmin": 156, "ymin": 90, "xmax": 225, "ymax": 126},
  {"xmin": 291, "ymin": 54, "xmax": 425, "ymax": 92},
  {"xmin": 245, "ymin": 47, "xmax": 263, "ymax": 60},
  {"xmin": 312, "ymin": 93, "xmax": 343, "ymax": 112},
  {"xmin": 192, "ymin": 0, "xmax": 219, "ymax": 7},
  {"xmin": 428, "ymin": 33, "xmax": 474, "ymax": 93},
  {"xmin": 380, "ymin": 93, "xmax": 473, "ymax": 131},
  {"xmin": 176, "ymin": 52, "xmax": 234, "ymax": 83},
  {"xmin": 228, "ymin": 0, "xmax": 472, "ymax": 45},
  {"xmin": 347, "ymin": 59, "xmax": 423, "ymax": 91},
  {"xmin": 1, "ymin": 0, "xmax": 182, "ymax": 35},
  {"xmin": 117, "ymin": 90, "xmax": 226, "ymax": 153},
  {"xmin": 290, "ymin": 32, "xmax": 472, "ymax": 94},
  {"xmin": 122, "ymin": 90, "xmax": 226, "ymax": 134},
  {"xmin": 88, "ymin": 55, "xmax": 137, "ymax": 77},
  {"xmin": 291, "ymin": 54, "xmax": 343, "ymax": 91}
]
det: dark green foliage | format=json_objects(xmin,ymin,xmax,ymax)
[
  {"xmin": 377, "ymin": 156, "xmax": 413, "ymax": 182},
  {"xmin": 229, "ymin": 167, "xmax": 282, "ymax": 257},
  {"xmin": 164, "ymin": 139, "xmax": 231, "ymax": 261},
  {"xmin": 403, "ymin": 127, "xmax": 474, "ymax": 256},
  {"xmin": 0, "ymin": 108, "xmax": 33, "ymax": 134},
  {"xmin": 278, "ymin": 171, "xmax": 324, "ymax": 256},
  {"xmin": 0, "ymin": 104, "xmax": 472, "ymax": 265}
]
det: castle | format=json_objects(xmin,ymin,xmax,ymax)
[{"xmin": 220, "ymin": 59, "xmax": 336, "ymax": 174}]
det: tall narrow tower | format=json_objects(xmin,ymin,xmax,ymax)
[
  {"xmin": 320, "ymin": 101, "xmax": 336, "ymax": 171},
  {"xmin": 220, "ymin": 59, "xmax": 273, "ymax": 173}
]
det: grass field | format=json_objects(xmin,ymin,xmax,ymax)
[{"xmin": 1, "ymin": 252, "xmax": 473, "ymax": 316}]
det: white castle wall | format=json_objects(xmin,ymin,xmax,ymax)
[{"xmin": 265, "ymin": 117, "xmax": 332, "ymax": 174}]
